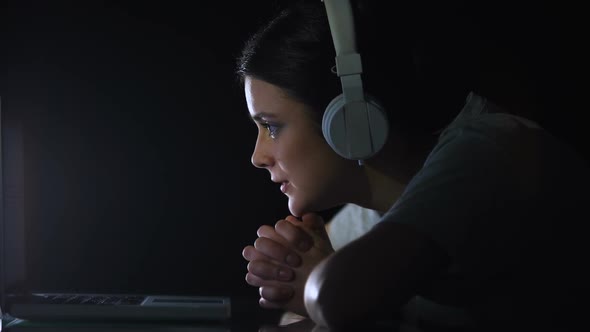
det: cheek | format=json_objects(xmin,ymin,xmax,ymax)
[
  {"xmin": 279, "ymin": 135, "xmax": 342, "ymax": 183},
  {"xmin": 275, "ymin": 143, "xmax": 306, "ymax": 176},
  {"xmin": 277, "ymin": 132, "xmax": 324, "ymax": 166}
]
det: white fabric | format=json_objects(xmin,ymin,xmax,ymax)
[{"xmin": 326, "ymin": 203, "xmax": 381, "ymax": 250}]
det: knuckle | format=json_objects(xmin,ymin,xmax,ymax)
[
  {"xmin": 242, "ymin": 246, "xmax": 255, "ymax": 260},
  {"xmin": 249, "ymin": 261, "xmax": 273, "ymax": 279},
  {"xmin": 275, "ymin": 221, "xmax": 297, "ymax": 239},
  {"xmin": 257, "ymin": 224, "xmax": 274, "ymax": 237},
  {"xmin": 274, "ymin": 219, "xmax": 287, "ymax": 229},
  {"xmin": 253, "ymin": 237, "xmax": 267, "ymax": 249},
  {"xmin": 245, "ymin": 273, "xmax": 259, "ymax": 286}
]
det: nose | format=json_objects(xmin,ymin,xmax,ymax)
[{"xmin": 251, "ymin": 134, "xmax": 273, "ymax": 169}]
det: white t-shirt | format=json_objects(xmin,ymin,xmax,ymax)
[
  {"xmin": 326, "ymin": 203, "xmax": 381, "ymax": 251},
  {"xmin": 379, "ymin": 92, "xmax": 590, "ymax": 329}
]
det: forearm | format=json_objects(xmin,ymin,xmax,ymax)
[
  {"xmin": 304, "ymin": 222, "xmax": 449, "ymax": 328},
  {"xmin": 304, "ymin": 231, "xmax": 402, "ymax": 328}
]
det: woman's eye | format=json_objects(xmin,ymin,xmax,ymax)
[{"xmin": 262, "ymin": 123, "xmax": 281, "ymax": 139}]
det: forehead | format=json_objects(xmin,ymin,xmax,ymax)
[
  {"xmin": 244, "ymin": 77, "xmax": 316, "ymax": 121},
  {"xmin": 244, "ymin": 77, "xmax": 290, "ymax": 114}
]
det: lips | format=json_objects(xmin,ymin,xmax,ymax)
[
  {"xmin": 271, "ymin": 176, "xmax": 290, "ymax": 194},
  {"xmin": 280, "ymin": 182, "xmax": 289, "ymax": 194}
]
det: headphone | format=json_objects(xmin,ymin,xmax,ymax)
[{"xmin": 321, "ymin": 0, "xmax": 389, "ymax": 164}]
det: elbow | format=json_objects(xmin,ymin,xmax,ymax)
[
  {"xmin": 304, "ymin": 258, "xmax": 335, "ymax": 327},
  {"xmin": 304, "ymin": 257, "xmax": 361, "ymax": 329}
]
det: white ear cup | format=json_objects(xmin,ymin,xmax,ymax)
[
  {"xmin": 321, "ymin": 0, "xmax": 390, "ymax": 162},
  {"xmin": 322, "ymin": 94, "xmax": 388, "ymax": 160}
]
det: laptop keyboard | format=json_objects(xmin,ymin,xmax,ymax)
[{"xmin": 43, "ymin": 294, "xmax": 146, "ymax": 305}]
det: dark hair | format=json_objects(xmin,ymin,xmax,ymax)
[
  {"xmin": 236, "ymin": 2, "xmax": 338, "ymax": 125},
  {"xmin": 236, "ymin": 1, "xmax": 476, "ymax": 137}
]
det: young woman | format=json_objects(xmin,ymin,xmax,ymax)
[{"xmin": 238, "ymin": 1, "xmax": 589, "ymax": 330}]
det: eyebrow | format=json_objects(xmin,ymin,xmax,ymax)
[{"xmin": 251, "ymin": 112, "xmax": 278, "ymax": 122}]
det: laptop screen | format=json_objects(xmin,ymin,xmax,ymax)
[{"xmin": 0, "ymin": 94, "xmax": 268, "ymax": 308}]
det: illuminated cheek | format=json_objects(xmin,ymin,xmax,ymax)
[
  {"xmin": 280, "ymin": 136, "xmax": 326, "ymax": 182},
  {"xmin": 275, "ymin": 143, "xmax": 300, "ymax": 171}
]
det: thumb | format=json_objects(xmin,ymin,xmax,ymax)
[{"xmin": 301, "ymin": 213, "xmax": 330, "ymax": 241}]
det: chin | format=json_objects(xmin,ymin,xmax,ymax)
[
  {"xmin": 288, "ymin": 196, "xmax": 327, "ymax": 218},
  {"xmin": 287, "ymin": 201, "xmax": 303, "ymax": 218},
  {"xmin": 288, "ymin": 196, "xmax": 312, "ymax": 218}
]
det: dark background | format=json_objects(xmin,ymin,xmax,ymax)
[
  {"xmin": 0, "ymin": 0, "xmax": 586, "ymax": 303},
  {"xmin": 0, "ymin": 0, "xmax": 296, "ymax": 300}
]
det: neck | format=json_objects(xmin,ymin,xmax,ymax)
[{"xmin": 357, "ymin": 136, "xmax": 435, "ymax": 213}]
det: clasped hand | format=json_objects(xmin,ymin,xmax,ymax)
[{"xmin": 242, "ymin": 213, "xmax": 335, "ymax": 316}]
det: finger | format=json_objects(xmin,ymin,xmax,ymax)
[
  {"xmin": 243, "ymin": 245, "xmax": 279, "ymax": 263},
  {"xmin": 286, "ymin": 213, "xmax": 331, "ymax": 250},
  {"xmin": 245, "ymin": 272, "xmax": 274, "ymax": 287},
  {"xmin": 257, "ymin": 224, "xmax": 280, "ymax": 239},
  {"xmin": 286, "ymin": 214, "xmax": 325, "ymax": 236},
  {"xmin": 260, "ymin": 286, "xmax": 294, "ymax": 303},
  {"xmin": 301, "ymin": 213, "xmax": 328, "ymax": 239},
  {"xmin": 259, "ymin": 297, "xmax": 285, "ymax": 310},
  {"xmin": 243, "ymin": 245, "xmax": 263, "ymax": 262},
  {"xmin": 247, "ymin": 260, "xmax": 294, "ymax": 281},
  {"xmin": 258, "ymin": 224, "xmax": 303, "ymax": 267},
  {"xmin": 284, "ymin": 215, "xmax": 300, "ymax": 224},
  {"xmin": 254, "ymin": 237, "xmax": 301, "ymax": 267},
  {"xmin": 275, "ymin": 219, "xmax": 313, "ymax": 252},
  {"xmin": 245, "ymin": 241, "xmax": 302, "ymax": 268}
]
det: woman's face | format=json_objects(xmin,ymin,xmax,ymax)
[{"xmin": 244, "ymin": 77, "xmax": 360, "ymax": 217}]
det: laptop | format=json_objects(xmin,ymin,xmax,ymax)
[{"xmin": 0, "ymin": 96, "xmax": 231, "ymax": 323}]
